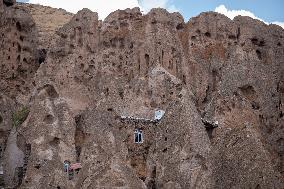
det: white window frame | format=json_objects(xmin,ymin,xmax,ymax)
[{"xmin": 134, "ymin": 129, "xmax": 143, "ymax": 143}]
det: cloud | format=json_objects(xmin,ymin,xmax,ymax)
[
  {"xmin": 27, "ymin": 0, "xmax": 140, "ymax": 19},
  {"xmin": 138, "ymin": 0, "xmax": 178, "ymax": 13},
  {"xmin": 215, "ymin": 5, "xmax": 284, "ymax": 29}
]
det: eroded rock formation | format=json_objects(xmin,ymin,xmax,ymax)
[{"xmin": 0, "ymin": 1, "xmax": 283, "ymax": 188}]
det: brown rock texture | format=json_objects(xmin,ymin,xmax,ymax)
[{"xmin": 0, "ymin": 1, "xmax": 283, "ymax": 189}]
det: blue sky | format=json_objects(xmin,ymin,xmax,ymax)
[{"xmin": 17, "ymin": 0, "xmax": 284, "ymax": 28}]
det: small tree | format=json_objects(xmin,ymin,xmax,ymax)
[{"xmin": 12, "ymin": 107, "xmax": 29, "ymax": 128}]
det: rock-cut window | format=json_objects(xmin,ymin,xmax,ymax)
[{"xmin": 134, "ymin": 129, "xmax": 143, "ymax": 143}]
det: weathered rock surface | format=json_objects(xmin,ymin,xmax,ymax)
[
  {"xmin": 0, "ymin": 1, "xmax": 283, "ymax": 188},
  {"xmin": 0, "ymin": 2, "xmax": 39, "ymax": 100},
  {"xmin": 18, "ymin": 3, "xmax": 73, "ymax": 49}
]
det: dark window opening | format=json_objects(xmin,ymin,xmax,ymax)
[{"xmin": 134, "ymin": 129, "xmax": 143, "ymax": 143}]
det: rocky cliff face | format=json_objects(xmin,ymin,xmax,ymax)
[{"xmin": 0, "ymin": 1, "xmax": 283, "ymax": 188}]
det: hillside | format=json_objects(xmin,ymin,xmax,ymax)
[{"xmin": 0, "ymin": 1, "xmax": 283, "ymax": 188}]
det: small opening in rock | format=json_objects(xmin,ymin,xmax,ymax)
[
  {"xmin": 16, "ymin": 167, "xmax": 24, "ymax": 186},
  {"xmin": 238, "ymin": 85, "xmax": 256, "ymax": 100},
  {"xmin": 251, "ymin": 38, "xmax": 258, "ymax": 45},
  {"xmin": 16, "ymin": 22, "xmax": 22, "ymax": 31},
  {"xmin": 34, "ymin": 164, "xmax": 41, "ymax": 169},
  {"xmin": 0, "ymin": 115, "xmax": 3, "ymax": 124},
  {"xmin": 228, "ymin": 35, "xmax": 236, "ymax": 40},
  {"xmin": 182, "ymin": 75, "xmax": 186, "ymax": 84},
  {"xmin": 251, "ymin": 101, "xmax": 260, "ymax": 110},
  {"xmin": 277, "ymin": 42, "xmax": 282, "ymax": 46},
  {"xmin": 38, "ymin": 49, "xmax": 47, "ymax": 64},
  {"xmin": 176, "ymin": 23, "xmax": 184, "ymax": 30},
  {"xmin": 20, "ymin": 36, "xmax": 24, "ymax": 41},
  {"xmin": 140, "ymin": 176, "xmax": 146, "ymax": 182},
  {"xmin": 256, "ymin": 49, "xmax": 262, "ymax": 60},
  {"xmin": 206, "ymin": 127, "xmax": 214, "ymax": 140},
  {"xmin": 191, "ymin": 36, "xmax": 196, "ymax": 40},
  {"xmin": 168, "ymin": 60, "xmax": 173, "ymax": 70},
  {"xmin": 75, "ymin": 146, "xmax": 81, "ymax": 162},
  {"xmin": 17, "ymin": 43, "xmax": 21, "ymax": 52},
  {"xmin": 50, "ymin": 137, "xmax": 60, "ymax": 146},
  {"xmin": 205, "ymin": 32, "xmax": 211, "ymax": 38},
  {"xmin": 259, "ymin": 41, "xmax": 265, "ymax": 47},
  {"xmin": 75, "ymin": 114, "xmax": 82, "ymax": 126},
  {"xmin": 162, "ymin": 148, "xmax": 167, "ymax": 152},
  {"xmin": 105, "ymin": 88, "xmax": 109, "ymax": 96},
  {"xmin": 107, "ymin": 108, "xmax": 113, "ymax": 112},
  {"xmin": 43, "ymin": 85, "xmax": 59, "ymax": 98},
  {"xmin": 43, "ymin": 114, "xmax": 54, "ymax": 124},
  {"xmin": 119, "ymin": 91, "xmax": 124, "ymax": 99},
  {"xmin": 145, "ymin": 54, "xmax": 150, "ymax": 67},
  {"xmin": 17, "ymin": 55, "xmax": 20, "ymax": 63},
  {"xmin": 3, "ymin": 0, "xmax": 14, "ymax": 6}
]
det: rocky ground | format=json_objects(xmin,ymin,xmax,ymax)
[{"xmin": 0, "ymin": 0, "xmax": 283, "ymax": 188}]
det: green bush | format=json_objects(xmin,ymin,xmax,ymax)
[{"xmin": 12, "ymin": 107, "xmax": 29, "ymax": 128}]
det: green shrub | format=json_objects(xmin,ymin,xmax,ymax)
[{"xmin": 12, "ymin": 107, "xmax": 29, "ymax": 128}]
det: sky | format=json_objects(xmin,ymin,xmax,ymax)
[{"xmin": 17, "ymin": 0, "xmax": 284, "ymax": 28}]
